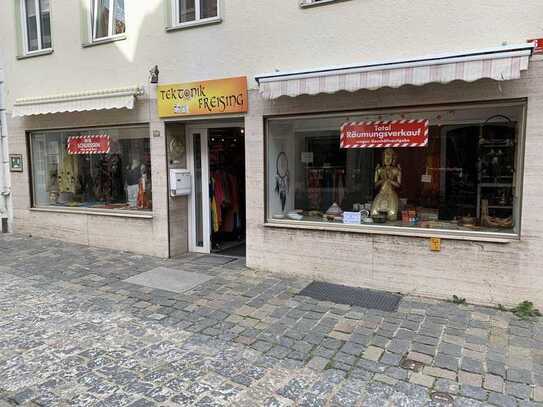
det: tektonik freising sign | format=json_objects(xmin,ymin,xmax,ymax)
[
  {"xmin": 157, "ymin": 77, "xmax": 248, "ymax": 118},
  {"xmin": 340, "ymin": 120, "xmax": 429, "ymax": 149}
]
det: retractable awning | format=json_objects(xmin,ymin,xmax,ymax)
[
  {"xmin": 255, "ymin": 44, "xmax": 534, "ymax": 99},
  {"xmin": 12, "ymin": 86, "xmax": 144, "ymax": 117}
]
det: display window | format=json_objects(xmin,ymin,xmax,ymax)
[
  {"xmin": 266, "ymin": 102, "xmax": 525, "ymax": 237},
  {"xmin": 30, "ymin": 125, "xmax": 152, "ymax": 212}
]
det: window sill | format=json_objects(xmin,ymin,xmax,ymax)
[
  {"xmin": 165, "ymin": 17, "xmax": 222, "ymax": 32},
  {"xmin": 82, "ymin": 34, "xmax": 127, "ymax": 48},
  {"xmin": 16, "ymin": 49, "xmax": 54, "ymax": 60},
  {"xmin": 264, "ymin": 220, "xmax": 517, "ymax": 244},
  {"xmin": 30, "ymin": 206, "xmax": 153, "ymax": 219},
  {"xmin": 299, "ymin": 0, "xmax": 352, "ymax": 8}
]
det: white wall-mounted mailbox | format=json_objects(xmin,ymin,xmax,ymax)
[{"xmin": 169, "ymin": 169, "xmax": 191, "ymax": 196}]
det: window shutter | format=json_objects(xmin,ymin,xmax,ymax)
[{"xmin": 14, "ymin": 0, "xmax": 25, "ymax": 56}]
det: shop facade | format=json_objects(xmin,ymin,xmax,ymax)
[{"xmin": 245, "ymin": 45, "xmax": 543, "ymax": 308}]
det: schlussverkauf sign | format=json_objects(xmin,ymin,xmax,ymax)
[
  {"xmin": 67, "ymin": 135, "xmax": 110, "ymax": 154},
  {"xmin": 340, "ymin": 120, "xmax": 429, "ymax": 149}
]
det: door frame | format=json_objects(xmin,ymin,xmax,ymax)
[{"xmin": 186, "ymin": 121, "xmax": 244, "ymax": 254}]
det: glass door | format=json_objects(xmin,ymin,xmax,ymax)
[{"xmin": 187, "ymin": 127, "xmax": 211, "ymax": 253}]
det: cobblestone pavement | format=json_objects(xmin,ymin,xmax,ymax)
[{"xmin": 0, "ymin": 235, "xmax": 542, "ymax": 407}]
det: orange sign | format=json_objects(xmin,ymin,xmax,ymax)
[{"xmin": 157, "ymin": 76, "xmax": 248, "ymax": 118}]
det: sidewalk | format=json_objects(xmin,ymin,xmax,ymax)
[{"xmin": 0, "ymin": 234, "xmax": 542, "ymax": 406}]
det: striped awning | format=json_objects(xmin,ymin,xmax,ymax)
[
  {"xmin": 12, "ymin": 86, "xmax": 144, "ymax": 117},
  {"xmin": 255, "ymin": 44, "xmax": 534, "ymax": 99}
]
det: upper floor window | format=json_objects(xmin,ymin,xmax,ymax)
[
  {"xmin": 174, "ymin": 0, "xmax": 219, "ymax": 25},
  {"xmin": 21, "ymin": 0, "xmax": 51, "ymax": 53},
  {"xmin": 91, "ymin": 0, "xmax": 125, "ymax": 41}
]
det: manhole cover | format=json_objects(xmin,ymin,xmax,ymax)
[
  {"xmin": 297, "ymin": 281, "xmax": 402, "ymax": 312},
  {"xmin": 399, "ymin": 356, "xmax": 424, "ymax": 372},
  {"xmin": 431, "ymin": 391, "xmax": 454, "ymax": 404}
]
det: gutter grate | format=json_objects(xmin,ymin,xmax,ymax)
[{"xmin": 298, "ymin": 281, "xmax": 402, "ymax": 312}]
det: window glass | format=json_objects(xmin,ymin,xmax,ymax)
[
  {"xmin": 114, "ymin": 0, "xmax": 125, "ymax": 34},
  {"xmin": 94, "ymin": 0, "xmax": 110, "ymax": 39},
  {"xmin": 200, "ymin": 0, "xmax": 218, "ymax": 19},
  {"xmin": 39, "ymin": 0, "xmax": 51, "ymax": 48},
  {"xmin": 179, "ymin": 0, "xmax": 196, "ymax": 23},
  {"xmin": 24, "ymin": 0, "xmax": 39, "ymax": 51},
  {"xmin": 31, "ymin": 126, "xmax": 152, "ymax": 212},
  {"xmin": 266, "ymin": 105, "xmax": 524, "ymax": 236}
]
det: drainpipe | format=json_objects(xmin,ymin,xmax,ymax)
[{"xmin": 0, "ymin": 68, "xmax": 11, "ymax": 233}]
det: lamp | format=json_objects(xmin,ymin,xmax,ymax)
[{"xmin": 149, "ymin": 65, "xmax": 159, "ymax": 84}]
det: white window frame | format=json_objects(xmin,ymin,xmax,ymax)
[
  {"xmin": 171, "ymin": 0, "xmax": 221, "ymax": 28},
  {"xmin": 90, "ymin": 0, "xmax": 125, "ymax": 42},
  {"xmin": 20, "ymin": 0, "xmax": 52, "ymax": 55}
]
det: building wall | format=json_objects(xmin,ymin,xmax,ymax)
[
  {"xmin": 0, "ymin": 1, "xmax": 542, "ymax": 106},
  {"xmin": 245, "ymin": 57, "xmax": 543, "ymax": 309}
]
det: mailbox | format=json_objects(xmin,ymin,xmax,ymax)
[{"xmin": 169, "ymin": 169, "xmax": 191, "ymax": 196}]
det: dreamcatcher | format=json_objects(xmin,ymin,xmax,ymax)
[{"xmin": 275, "ymin": 151, "xmax": 289, "ymax": 212}]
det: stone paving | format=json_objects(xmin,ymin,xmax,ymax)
[{"xmin": 0, "ymin": 234, "xmax": 542, "ymax": 406}]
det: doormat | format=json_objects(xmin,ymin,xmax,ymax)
[
  {"xmin": 190, "ymin": 255, "xmax": 236, "ymax": 266},
  {"xmin": 298, "ymin": 281, "xmax": 402, "ymax": 312},
  {"xmin": 123, "ymin": 267, "xmax": 212, "ymax": 293}
]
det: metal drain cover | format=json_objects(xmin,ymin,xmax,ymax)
[
  {"xmin": 431, "ymin": 391, "xmax": 454, "ymax": 404},
  {"xmin": 297, "ymin": 281, "xmax": 402, "ymax": 312}
]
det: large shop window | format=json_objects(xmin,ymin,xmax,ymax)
[
  {"xmin": 266, "ymin": 103, "xmax": 525, "ymax": 238},
  {"xmin": 30, "ymin": 126, "xmax": 152, "ymax": 212}
]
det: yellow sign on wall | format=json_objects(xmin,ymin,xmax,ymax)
[{"xmin": 157, "ymin": 76, "xmax": 248, "ymax": 118}]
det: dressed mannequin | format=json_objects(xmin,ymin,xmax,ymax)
[
  {"xmin": 371, "ymin": 148, "xmax": 401, "ymax": 221},
  {"xmin": 58, "ymin": 153, "xmax": 78, "ymax": 204},
  {"xmin": 126, "ymin": 159, "xmax": 142, "ymax": 208}
]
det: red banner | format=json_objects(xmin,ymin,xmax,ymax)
[
  {"xmin": 67, "ymin": 135, "xmax": 111, "ymax": 155},
  {"xmin": 340, "ymin": 120, "xmax": 429, "ymax": 149}
]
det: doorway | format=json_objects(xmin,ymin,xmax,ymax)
[{"xmin": 187, "ymin": 124, "xmax": 246, "ymax": 257}]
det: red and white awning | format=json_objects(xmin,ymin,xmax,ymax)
[{"xmin": 255, "ymin": 44, "xmax": 534, "ymax": 99}]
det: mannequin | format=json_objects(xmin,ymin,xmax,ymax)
[{"xmin": 126, "ymin": 159, "xmax": 142, "ymax": 208}]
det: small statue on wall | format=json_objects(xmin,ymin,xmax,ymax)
[{"xmin": 371, "ymin": 148, "xmax": 402, "ymax": 221}]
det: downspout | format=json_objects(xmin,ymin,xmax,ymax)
[{"xmin": 0, "ymin": 68, "xmax": 11, "ymax": 233}]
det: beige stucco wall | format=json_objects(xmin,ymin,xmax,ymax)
[
  {"xmin": 1, "ymin": 0, "xmax": 542, "ymax": 106},
  {"xmin": 245, "ymin": 58, "xmax": 543, "ymax": 309}
]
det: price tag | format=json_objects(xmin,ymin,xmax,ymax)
[
  {"xmin": 421, "ymin": 174, "xmax": 432, "ymax": 183},
  {"xmin": 343, "ymin": 211, "xmax": 361, "ymax": 225},
  {"xmin": 430, "ymin": 237, "xmax": 441, "ymax": 252}
]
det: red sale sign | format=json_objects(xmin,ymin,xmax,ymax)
[
  {"xmin": 340, "ymin": 120, "xmax": 429, "ymax": 149},
  {"xmin": 528, "ymin": 38, "xmax": 543, "ymax": 54},
  {"xmin": 67, "ymin": 135, "xmax": 111, "ymax": 155}
]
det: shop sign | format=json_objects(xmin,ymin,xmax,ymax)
[
  {"xmin": 9, "ymin": 154, "xmax": 23, "ymax": 172},
  {"xmin": 340, "ymin": 120, "xmax": 429, "ymax": 149},
  {"xmin": 67, "ymin": 135, "xmax": 110, "ymax": 155},
  {"xmin": 157, "ymin": 76, "xmax": 248, "ymax": 118},
  {"xmin": 528, "ymin": 38, "xmax": 543, "ymax": 54}
]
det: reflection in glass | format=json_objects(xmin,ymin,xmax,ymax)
[
  {"xmin": 94, "ymin": 0, "xmax": 110, "ymax": 39},
  {"xmin": 179, "ymin": 0, "xmax": 196, "ymax": 23},
  {"xmin": 25, "ymin": 0, "xmax": 39, "ymax": 51},
  {"xmin": 114, "ymin": 0, "xmax": 125, "ymax": 34},
  {"xmin": 200, "ymin": 0, "xmax": 218, "ymax": 18},
  {"xmin": 39, "ymin": 0, "xmax": 51, "ymax": 48}
]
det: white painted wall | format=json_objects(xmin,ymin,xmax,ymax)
[{"xmin": 0, "ymin": 0, "xmax": 542, "ymax": 106}]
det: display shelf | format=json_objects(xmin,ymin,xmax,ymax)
[{"xmin": 479, "ymin": 183, "xmax": 513, "ymax": 188}]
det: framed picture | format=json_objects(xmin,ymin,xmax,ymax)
[{"xmin": 9, "ymin": 154, "xmax": 23, "ymax": 172}]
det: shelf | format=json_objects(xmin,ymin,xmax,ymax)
[
  {"xmin": 479, "ymin": 144, "xmax": 514, "ymax": 148},
  {"xmin": 487, "ymin": 205, "xmax": 513, "ymax": 209},
  {"xmin": 479, "ymin": 183, "xmax": 513, "ymax": 188}
]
